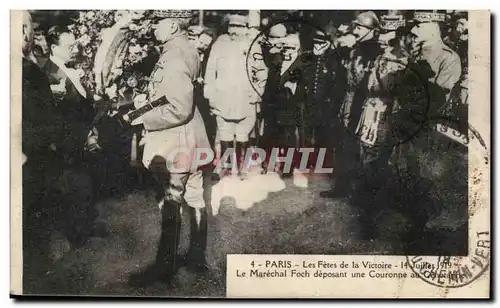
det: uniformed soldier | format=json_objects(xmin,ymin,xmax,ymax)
[
  {"xmin": 321, "ymin": 11, "xmax": 381, "ymax": 198},
  {"xmin": 409, "ymin": 11, "xmax": 462, "ymax": 114},
  {"xmin": 204, "ymin": 14, "xmax": 260, "ymax": 179},
  {"xmin": 393, "ymin": 11, "xmax": 462, "ymax": 173},
  {"xmin": 338, "ymin": 11, "xmax": 382, "ymax": 130},
  {"xmin": 396, "ymin": 11, "xmax": 463, "ymax": 234},
  {"xmin": 127, "ymin": 10, "xmax": 211, "ymax": 285},
  {"xmin": 352, "ymin": 12, "xmax": 408, "ymax": 239}
]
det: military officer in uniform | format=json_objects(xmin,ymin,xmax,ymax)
[
  {"xmin": 204, "ymin": 14, "xmax": 260, "ymax": 179},
  {"xmin": 397, "ymin": 11, "xmax": 462, "ymax": 235},
  {"xmin": 409, "ymin": 11, "xmax": 462, "ymax": 115},
  {"xmin": 321, "ymin": 11, "xmax": 381, "ymax": 198},
  {"xmin": 128, "ymin": 10, "xmax": 211, "ymax": 285},
  {"xmin": 394, "ymin": 11, "xmax": 462, "ymax": 176}
]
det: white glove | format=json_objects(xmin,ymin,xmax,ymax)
[
  {"xmin": 133, "ymin": 93, "xmax": 148, "ymax": 109},
  {"xmin": 128, "ymin": 94, "xmax": 149, "ymax": 125},
  {"xmin": 130, "ymin": 117, "xmax": 144, "ymax": 126}
]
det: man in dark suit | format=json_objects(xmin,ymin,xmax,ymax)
[
  {"xmin": 22, "ymin": 10, "xmax": 67, "ymax": 285},
  {"xmin": 44, "ymin": 25, "xmax": 94, "ymax": 134},
  {"xmin": 42, "ymin": 25, "xmax": 101, "ymax": 247},
  {"xmin": 294, "ymin": 26, "xmax": 347, "ymax": 171}
]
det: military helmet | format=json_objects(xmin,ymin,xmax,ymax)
[{"xmin": 352, "ymin": 11, "xmax": 380, "ymax": 30}]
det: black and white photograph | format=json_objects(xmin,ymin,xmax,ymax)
[{"xmin": 13, "ymin": 8, "xmax": 486, "ymax": 297}]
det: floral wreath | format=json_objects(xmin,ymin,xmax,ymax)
[{"xmin": 68, "ymin": 10, "xmax": 160, "ymax": 108}]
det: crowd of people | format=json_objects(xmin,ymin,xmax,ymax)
[{"xmin": 21, "ymin": 9, "xmax": 469, "ymax": 286}]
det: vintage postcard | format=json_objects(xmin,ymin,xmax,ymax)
[{"xmin": 10, "ymin": 9, "xmax": 490, "ymax": 298}]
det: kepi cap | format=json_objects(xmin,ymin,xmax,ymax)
[
  {"xmin": 379, "ymin": 14, "xmax": 405, "ymax": 32},
  {"xmin": 412, "ymin": 10, "xmax": 446, "ymax": 23},
  {"xmin": 151, "ymin": 10, "xmax": 193, "ymax": 19}
]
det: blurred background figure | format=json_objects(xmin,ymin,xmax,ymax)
[
  {"xmin": 189, "ymin": 25, "xmax": 218, "ymax": 170},
  {"xmin": 204, "ymin": 13, "xmax": 260, "ymax": 180},
  {"xmin": 188, "ymin": 25, "xmax": 214, "ymax": 62},
  {"xmin": 258, "ymin": 23, "xmax": 288, "ymax": 174}
]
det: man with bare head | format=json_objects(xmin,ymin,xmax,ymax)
[
  {"xmin": 22, "ymin": 9, "xmax": 68, "ymax": 279},
  {"xmin": 22, "ymin": 11, "xmax": 34, "ymax": 57},
  {"xmin": 22, "ymin": 10, "xmax": 60, "ymax": 166}
]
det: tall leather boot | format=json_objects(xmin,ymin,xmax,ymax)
[
  {"xmin": 235, "ymin": 141, "xmax": 248, "ymax": 178},
  {"xmin": 155, "ymin": 198, "xmax": 182, "ymax": 275},
  {"xmin": 128, "ymin": 198, "xmax": 181, "ymax": 287},
  {"xmin": 185, "ymin": 207, "xmax": 208, "ymax": 272}
]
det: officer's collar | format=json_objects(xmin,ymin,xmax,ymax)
[
  {"xmin": 161, "ymin": 33, "xmax": 187, "ymax": 50},
  {"xmin": 420, "ymin": 39, "xmax": 445, "ymax": 55}
]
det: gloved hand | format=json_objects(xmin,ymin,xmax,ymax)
[{"xmin": 128, "ymin": 94, "xmax": 148, "ymax": 125}]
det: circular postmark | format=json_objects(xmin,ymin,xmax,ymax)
[
  {"xmin": 406, "ymin": 230, "xmax": 490, "ymax": 288},
  {"xmin": 393, "ymin": 117, "xmax": 488, "ymax": 191},
  {"xmin": 404, "ymin": 117, "xmax": 489, "ymax": 288},
  {"xmin": 245, "ymin": 17, "xmax": 331, "ymax": 100},
  {"xmin": 341, "ymin": 56, "xmax": 432, "ymax": 147},
  {"xmin": 244, "ymin": 15, "xmax": 431, "ymax": 148}
]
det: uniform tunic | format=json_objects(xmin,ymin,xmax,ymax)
[
  {"xmin": 140, "ymin": 35, "xmax": 209, "ymax": 208},
  {"xmin": 204, "ymin": 34, "xmax": 259, "ymax": 121},
  {"xmin": 416, "ymin": 42, "xmax": 462, "ymax": 114},
  {"xmin": 392, "ymin": 41, "xmax": 462, "ymax": 180},
  {"xmin": 204, "ymin": 34, "xmax": 258, "ymax": 142}
]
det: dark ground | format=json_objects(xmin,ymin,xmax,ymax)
[{"xmin": 22, "ymin": 152, "xmax": 468, "ymax": 297}]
